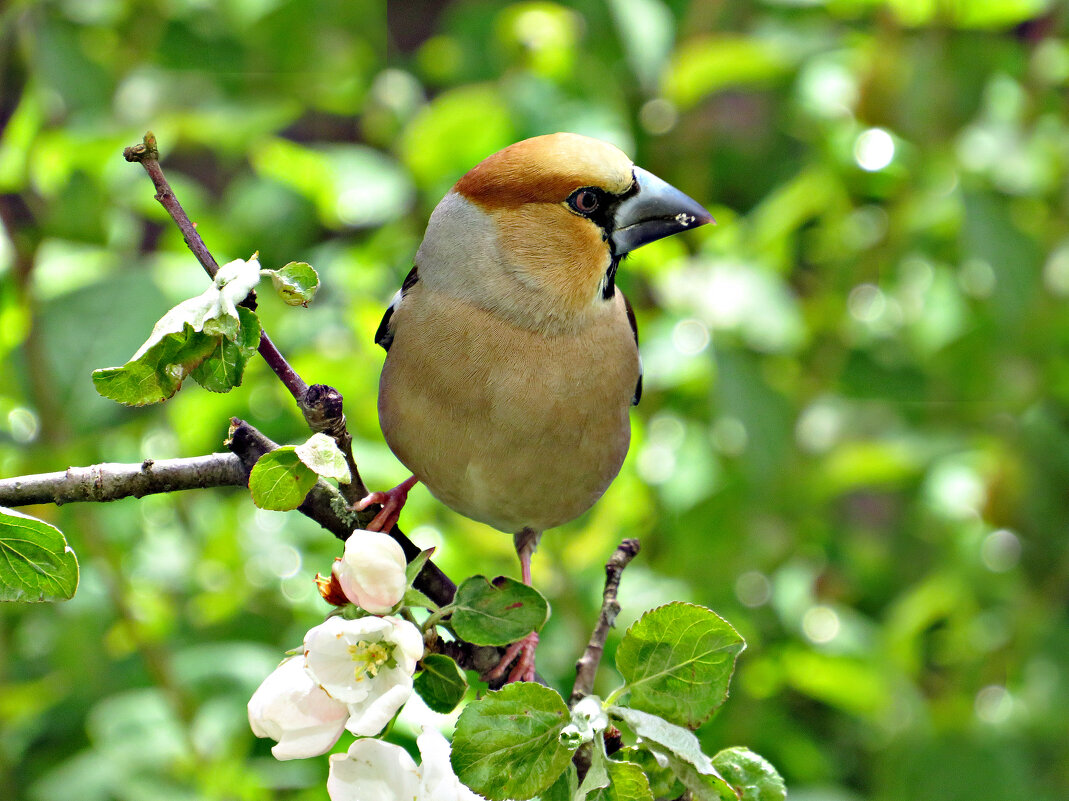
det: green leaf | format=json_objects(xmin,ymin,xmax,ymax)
[
  {"xmin": 413, "ymin": 653, "xmax": 468, "ymax": 714},
  {"xmin": 190, "ymin": 307, "xmax": 261, "ymax": 392},
  {"xmin": 616, "ymin": 748, "xmax": 684, "ymax": 800},
  {"xmin": 294, "ymin": 432, "xmax": 351, "ymax": 483},
  {"xmin": 402, "ymin": 586, "xmax": 438, "ymax": 612},
  {"xmin": 405, "ymin": 547, "xmax": 435, "ymax": 585},
  {"xmin": 92, "ymin": 324, "xmax": 217, "ymax": 405},
  {"xmin": 658, "ymin": 749, "xmax": 738, "ymax": 801},
  {"xmin": 451, "ymin": 575, "xmax": 550, "ymax": 647},
  {"xmin": 451, "ymin": 682, "xmax": 574, "ymax": 800},
  {"xmin": 265, "ymin": 261, "xmax": 319, "ymax": 305},
  {"xmin": 614, "ymin": 602, "xmax": 745, "ymax": 728},
  {"xmin": 712, "ymin": 747, "xmax": 786, "ymax": 801},
  {"xmin": 576, "ymin": 739, "xmax": 611, "ymax": 799},
  {"xmin": 608, "ymin": 706, "xmax": 714, "ymax": 775},
  {"xmin": 92, "ymin": 257, "xmax": 262, "ymax": 405},
  {"xmin": 590, "ymin": 760, "xmax": 654, "ymax": 801},
  {"xmin": 248, "ymin": 447, "xmax": 318, "ymax": 511},
  {"xmin": 0, "ymin": 508, "xmax": 79, "ymax": 602},
  {"xmin": 539, "ymin": 762, "xmax": 578, "ymax": 801}
]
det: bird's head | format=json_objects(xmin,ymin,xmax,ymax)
[{"xmin": 415, "ymin": 132, "xmax": 713, "ymax": 330}]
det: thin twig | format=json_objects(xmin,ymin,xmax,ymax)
[
  {"xmin": 0, "ymin": 454, "xmax": 247, "ymax": 506},
  {"xmin": 570, "ymin": 538, "xmax": 641, "ymax": 705},
  {"xmin": 123, "ymin": 133, "xmax": 219, "ymax": 278},
  {"xmin": 123, "ymin": 132, "xmax": 390, "ymax": 521},
  {"xmin": 123, "ymin": 132, "xmax": 308, "ymax": 403}
]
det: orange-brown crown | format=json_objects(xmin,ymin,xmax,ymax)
[{"xmin": 454, "ymin": 133, "xmax": 634, "ymax": 208}]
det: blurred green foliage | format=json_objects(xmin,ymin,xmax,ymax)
[{"xmin": 2, "ymin": 0, "xmax": 1068, "ymax": 799}]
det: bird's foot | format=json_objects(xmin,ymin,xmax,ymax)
[
  {"xmin": 484, "ymin": 631, "xmax": 539, "ymax": 684},
  {"xmin": 352, "ymin": 475, "xmax": 418, "ymax": 532}
]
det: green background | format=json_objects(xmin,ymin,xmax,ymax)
[{"xmin": 2, "ymin": 0, "xmax": 1068, "ymax": 799}]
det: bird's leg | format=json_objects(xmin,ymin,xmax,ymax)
[
  {"xmin": 353, "ymin": 475, "xmax": 419, "ymax": 532},
  {"xmin": 485, "ymin": 528, "xmax": 543, "ymax": 684}
]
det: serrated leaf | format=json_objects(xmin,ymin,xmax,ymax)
[
  {"xmin": 413, "ymin": 653, "xmax": 468, "ymax": 714},
  {"xmin": 609, "ymin": 706, "xmax": 714, "ymax": 774},
  {"xmin": 93, "ymin": 257, "xmax": 262, "ymax": 405},
  {"xmin": 93, "ymin": 324, "xmax": 217, "ymax": 405},
  {"xmin": 248, "ymin": 447, "xmax": 318, "ymax": 511},
  {"xmin": 451, "ymin": 575, "xmax": 549, "ymax": 647},
  {"xmin": 540, "ymin": 763, "xmax": 578, "ymax": 801},
  {"xmin": 451, "ymin": 682, "xmax": 574, "ymax": 800},
  {"xmin": 658, "ymin": 750, "xmax": 738, "ymax": 801},
  {"xmin": 712, "ymin": 747, "xmax": 786, "ymax": 801},
  {"xmin": 615, "ymin": 602, "xmax": 745, "ymax": 728},
  {"xmin": 191, "ymin": 307, "xmax": 261, "ymax": 392},
  {"xmin": 590, "ymin": 760, "xmax": 654, "ymax": 801},
  {"xmin": 294, "ymin": 432, "xmax": 351, "ymax": 483},
  {"xmin": 0, "ymin": 508, "xmax": 79, "ymax": 602},
  {"xmin": 137, "ymin": 256, "xmax": 259, "ymax": 353},
  {"xmin": 266, "ymin": 261, "xmax": 319, "ymax": 305}
]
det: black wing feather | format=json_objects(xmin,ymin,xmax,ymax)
[
  {"xmin": 623, "ymin": 292, "xmax": 642, "ymax": 406},
  {"xmin": 375, "ymin": 266, "xmax": 419, "ymax": 352}
]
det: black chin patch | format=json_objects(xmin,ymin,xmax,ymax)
[{"xmin": 602, "ymin": 254, "xmax": 621, "ymax": 300}]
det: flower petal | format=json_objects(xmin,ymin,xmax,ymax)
[
  {"xmin": 247, "ymin": 655, "xmax": 348, "ymax": 760},
  {"xmin": 335, "ymin": 530, "xmax": 408, "ymax": 614},
  {"xmin": 345, "ymin": 680, "xmax": 413, "ymax": 737},
  {"xmin": 417, "ymin": 727, "xmax": 491, "ymax": 801},
  {"xmin": 327, "ymin": 737, "xmax": 420, "ymax": 801}
]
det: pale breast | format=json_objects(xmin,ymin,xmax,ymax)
[{"xmin": 378, "ymin": 288, "xmax": 639, "ymax": 533}]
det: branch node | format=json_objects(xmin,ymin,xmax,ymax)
[
  {"xmin": 123, "ymin": 131, "xmax": 158, "ymax": 163},
  {"xmin": 301, "ymin": 384, "xmax": 344, "ymax": 433}
]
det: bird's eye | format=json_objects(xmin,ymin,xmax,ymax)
[{"xmin": 569, "ymin": 189, "xmax": 600, "ymax": 215}]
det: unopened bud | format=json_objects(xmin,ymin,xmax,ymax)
[{"xmin": 316, "ymin": 568, "xmax": 349, "ymax": 607}]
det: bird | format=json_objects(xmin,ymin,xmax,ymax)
[{"xmin": 356, "ymin": 132, "xmax": 713, "ymax": 682}]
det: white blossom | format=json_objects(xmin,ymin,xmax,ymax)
[
  {"xmin": 333, "ymin": 529, "xmax": 408, "ymax": 614},
  {"xmin": 304, "ymin": 615, "xmax": 424, "ymax": 736},
  {"xmin": 248, "ymin": 655, "xmax": 348, "ymax": 760},
  {"xmin": 414, "ymin": 727, "xmax": 488, "ymax": 801},
  {"xmin": 327, "ymin": 737, "xmax": 420, "ymax": 801},
  {"xmin": 327, "ymin": 727, "xmax": 494, "ymax": 801}
]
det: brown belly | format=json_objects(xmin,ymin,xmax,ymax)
[{"xmin": 378, "ymin": 295, "xmax": 638, "ymax": 533}]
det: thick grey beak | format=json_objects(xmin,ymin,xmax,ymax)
[{"xmin": 610, "ymin": 166, "xmax": 714, "ymax": 254}]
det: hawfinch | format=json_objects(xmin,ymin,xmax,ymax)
[{"xmin": 357, "ymin": 133, "xmax": 712, "ymax": 681}]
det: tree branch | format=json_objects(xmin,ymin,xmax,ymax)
[
  {"xmin": 0, "ymin": 422, "xmax": 458, "ymax": 612},
  {"xmin": 570, "ymin": 538, "xmax": 641, "ymax": 705},
  {"xmin": 0, "ymin": 454, "xmax": 247, "ymax": 506},
  {"xmin": 225, "ymin": 418, "xmax": 457, "ymax": 608},
  {"xmin": 123, "ymin": 132, "xmax": 308, "ymax": 403},
  {"xmin": 224, "ymin": 418, "xmax": 509, "ymax": 674},
  {"xmin": 123, "ymin": 132, "xmax": 378, "ymax": 516}
]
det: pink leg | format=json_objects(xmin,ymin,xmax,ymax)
[
  {"xmin": 485, "ymin": 528, "xmax": 542, "ymax": 684},
  {"xmin": 353, "ymin": 475, "xmax": 418, "ymax": 532}
]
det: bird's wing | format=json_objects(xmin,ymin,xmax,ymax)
[
  {"xmin": 375, "ymin": 265, "xmax": 420, "ymax": 352},
  {"xmin": 623, "ymin": 291, "xmax": 642, "ymax": 406}
]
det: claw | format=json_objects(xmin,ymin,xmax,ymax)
[
  {"xmin": 485, "ymin": 631, "xmax": 540, "ymax": 684},
  {"xmin": 484, "ymin": 528, "xmax": 544, "ymax": 684},
  {"xmin": 353, "ymin": 475, "xmax": 418, "ymax": 532}
]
